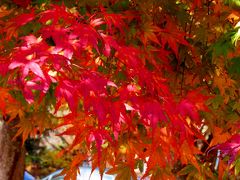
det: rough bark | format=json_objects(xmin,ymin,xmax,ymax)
[{"xmin": 0, "ymin": 120, "xmax": 25, "ymax": 180}]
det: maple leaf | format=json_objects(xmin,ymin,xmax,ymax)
[
  {"xmin": 116, "ymin": 46, "xmax": 143, "ymax": 70},
  {"xmin": 7, "ymin": 34, "xmax": 53, "ymax": 103},
  {"xmin": 3, "ymin": 11, "xmax": 35, "ymax": 39},
  {"xmin": 56, "ymin": 114, "xmax": 91, "ymax": 151},
  {"xmin": 55, "ymin": 79, "xmax": 79, "ymax": 113},
  {"xmin": 87, "ymin": 128, "xmax": 114, "ymax": 166},
  {"xmin": 70, "ymin": 23, "xmax": 101, "ymax": 54},
  {"xmin": 209, "ymin": 134, "xmax": 240, "ymax": 164},
  {"xmin": 0, "ymin": 88, "xmax": 17, "ymax": 116},
  {"xmin": 177, "ymin": 164, "xmax": 199, "ymax": 179},
  {"xmin": 91, "ymin": 146, "xmax": 116, "ymax": 179},
  {"xmin": 213, "ymin": 68, "xmax": 235, "ymax": 97},
  {"xmin": 191, "ymin": 0, "xmax": 203, "ymax": 9},
  {"xmin": 9, "ymin": 61, "xmax": 48, "ymax": 103},
  {"xmin": 106, "ymin": 163, "xmax": 137, "ymax": 180},
  {"xmin": 13, "ymin": 0, "xmax": 31, "ymax": 7},
  {"xmin": 159, "ymin": 18, "xmax": 189, "ymax": 57},
  {"xmin": 143, "ymin": 147, "xmax": 167, "ymax": 179},
  {"xmin": 139, "ymin": 22, "xmax": 160, "ymax": 46},
  {"xmin": 41, "ymin": 26, "xmax": 74, "ymax": 59},
  {"xmin": 39, "ymin": 4, "xmax": 75, "ymax": 25},
  {"xmin": 78, "ymin": 71, "xmax": 108, "ymax": 98},
  {"xmin": 0, "ymin": 56, "xmax": 10, "ymax": 76},
  {"xmin": 24, "ymin": 77, "xmax": 51, "ymax": 103},
  {"xmin": 9, "ymin": 72, "xmax": 49, "ymax": 104},
  {"xmin": 90, "ymin": 17, "xmax": 105, "ymax": 28},
  {"xmin": 178, "ymin": 89, "xmax": 210, "ymax": 125},
  {"xmin": 0, "ymin": 88, "xmax": 24, "ymax": 125},
  {"xmin": 61, "ymin": 153, "xmax": 87, "ymax": 180},
  {"xmin": 209, "ymin": 126, "xmax": 231, "ymax": 148},
  {"xmin": 90, "ymin": 96, "xmax": 109, "ymax": 125},
  {"xmin": 133, "ymin": 98, "xmax": 167, "ymax": 129},
  {"xmin": 0, "ymin": 6, "xmax": 13, "ymax": 18},
  {"xmin": 48, "ymin": 54, "xmax": 71, "ymax": 73},
  {"xmin": 85, "ymin": 82, "xmax": 120, "ymax": 131},
  {"xmin": 228, "ymin": 57, "xmax": 240, "ymax": 75},
  {"xmin": 178, "ymin": 140, "xmax": 201, "ymax": 172},
  {"xmin": 100, "ymin": 7, "xmax": 126, "ymax": 34},
  {"xmin": 100, "ymin": 33, "xmax": 119, "ymax": 57},
  {"xmin": 26, "ymin": 62, "xmax": 45, "ymax": 79},
  {"xmin": 13, "ymin": 116, "xmax": 33, "ymax": 145},
  {"xmin": 178, "ymin": 99, "xmax": 200, "ymax": 123},
  {"xmin": 108, "ymin": 101, "xmax": 128, "ymax": 139}
]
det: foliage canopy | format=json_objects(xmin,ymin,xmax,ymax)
[{"xmin": 1, "ymin": 0, "xmax": 240, "ymax": 179}]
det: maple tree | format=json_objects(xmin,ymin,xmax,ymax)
[{"xmin": 1, "ymin": 0, "xmax": 240, "ymax": 179}]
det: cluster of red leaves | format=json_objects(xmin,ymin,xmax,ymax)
[{"xmin": 13, "ymin": 0, "xmax": 31, "ymax": 7}]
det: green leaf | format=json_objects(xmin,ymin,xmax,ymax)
[
  {"xmin": 136, "ymin": 159, "xmax": 144, "ymax": 173},
  {"xmin": 234, "ymin": 156, "xmax": 240, "ymax": 175},
  {"xmin": 178, "ymin": 164, "xmax": 197, "ymax": 176},
  {"xmin": 212, "ymin": 31, "xmax": 236, "ymax": 57},
  {"xmin": 224, "ymin": 0, "xmax": 240, "ymax": 7},
  {"xmin": 228, "ymin": 57, "xmax": 240, "ymax": 75},
  {"xmin": 232, "ymin": 102, "xmax": 240, "ymax": 111},
  {"xmin": 207, "ymin": 95, "xmax": 223, "ymax": 109}
]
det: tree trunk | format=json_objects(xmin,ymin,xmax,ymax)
[{"xmin": 0, "ymin": 120, "xmax": 25, "ymax": 180}]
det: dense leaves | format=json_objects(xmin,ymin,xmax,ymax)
[{"xmin": 0, "ymin": 0, "xmax": 240, "ymax": 179}]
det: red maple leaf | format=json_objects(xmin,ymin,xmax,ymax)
[
  {"xmin": 3, "ymin": 11, "xmax": 35, "ymax": 39},
  {"xmin": 100, "ymin": 33, "xmax": 119, "ymax": 57},
  {"xmin": 0, "ymin": 57, "xmax": 10, "ymax": 76},
  {"xmin": 178, "ymin": 100, "xmax": 200, "ymax": 123},
  {"xmin": 100, "ymin": 6, "xmax": 126, "ymax": 34},
  {"xmin": 39, "ymin": 4, "xmax": 76, "ymax": 25},
  {"xmin": 41, "ymin": 26, "xmax": 74, "ymax": 59},
  {"xmin": 13, "ymin": 0, "xmax": 31, "ymax": 7},
  {"xmin": 178, "ymin": 90, "xmax": 210, "ymax": 125},
  {"xmin": 55, "ymin": 79, "xmax": 79, "ymax": 113}
]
